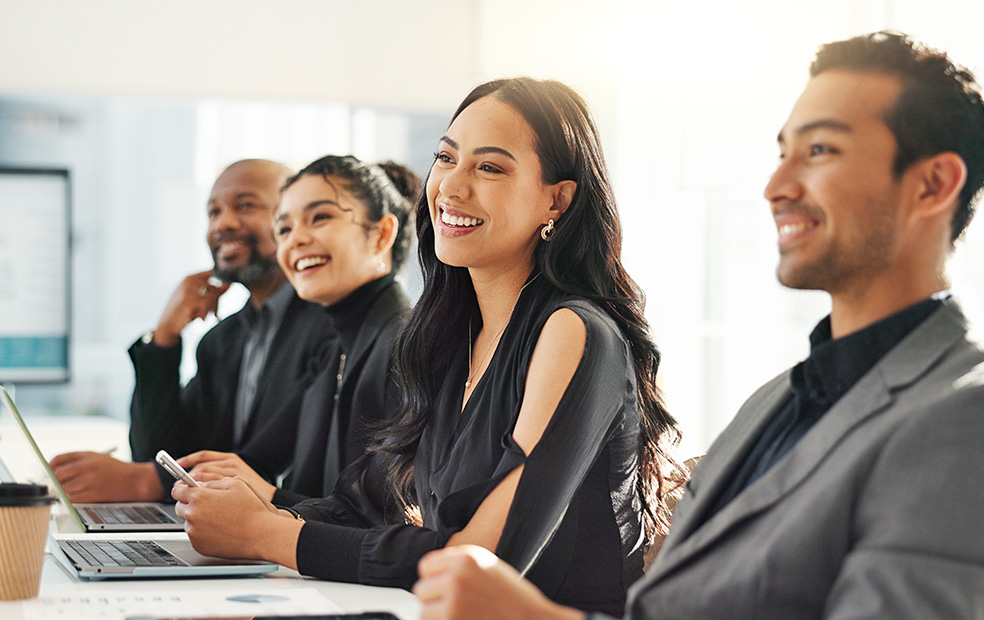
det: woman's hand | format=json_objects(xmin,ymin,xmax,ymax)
[
  {"xmin": 414, "ymin": 545, "xmax": 582, "ymax": 620},
  {"xmin": 171, "ymin": 477, "xmax": 301, "ymax": 568},
  {"xmin": 178, "ymin": 450, "xmax": 277, "ymax": 501}
]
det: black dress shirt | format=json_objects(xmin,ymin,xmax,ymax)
[{"xmin": 699, "ymin": 293, "xmax": 947, "ymax": 525}]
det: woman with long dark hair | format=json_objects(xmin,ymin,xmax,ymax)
[{"xmin": 174, "ymin": 78, "xmax": 679, "ymax": 616}]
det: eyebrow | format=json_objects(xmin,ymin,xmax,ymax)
[
  {"xmin": 275, "ymin": 199, "xmax": 346, "ymax": 222},
  {"xmin": 439, "ymin": 135, "xmax": 517, "ymax": 162},
  {"xmin": 777, "ymin": 118, "xmax": 853, "ymax": 144}
]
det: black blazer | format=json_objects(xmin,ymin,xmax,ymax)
[
  {"xmin": 128, "ymin": 287, "xmax": 334, "ymax": 495},
  {"xmin": 271, "ymin": 280, "xmax": 409, "ymax": 506}
]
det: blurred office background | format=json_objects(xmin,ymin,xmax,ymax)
[{"xmin": 2, "ymin": 0, "xmax": 984, "ymax": 457}]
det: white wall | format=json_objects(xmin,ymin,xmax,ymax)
[{"xmin": 0, "ymin": 0, "xmax": 480, "ymax": 110}]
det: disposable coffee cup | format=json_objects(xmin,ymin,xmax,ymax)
[{"xmin": 0, "ymin": 483, "xmax": 56, "ymax": 600}]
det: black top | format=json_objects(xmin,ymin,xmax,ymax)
[
  {"xmin": 293, "ymin": 275, "xmax": 646, "ymax": 616},
  {"xmin": 128, "ymin": 286, "xmax": 334, "ymax": 496},
  {"xmin": 267, "ymin": 275, "xmax": 408, "ymax": 505},
  {"xmin": 698, "ymin": 294, "xmax": 945, "ymax": 525}
]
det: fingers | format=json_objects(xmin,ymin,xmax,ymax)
[
  {"xmin": 177, "ymin": 450, "xmax": 231, "ymax": 467},
  {"xmin": 49, "ymin": 451, "xmax": 88, "ymax": 468}
]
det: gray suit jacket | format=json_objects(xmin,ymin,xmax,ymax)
[{"xmin": 603, "ymin": 299, "xmax": 984, "ymax": 620}]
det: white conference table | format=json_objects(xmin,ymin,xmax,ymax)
[
  {"xmin": 0, "ymin": 554, "xmax": 422, "ymax": 619},
  {"xmin": 0, "ymin": 414, "xmax": 422, "ymax": 619}
]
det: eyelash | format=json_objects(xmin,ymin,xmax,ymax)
[{"xmin": 433, "ymin": 152, "xmax": 503, "ymax": 175}]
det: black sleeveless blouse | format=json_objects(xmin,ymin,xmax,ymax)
[{"xmin": 294, "ymin": 275, "xmax": 645, "ymax": 615}]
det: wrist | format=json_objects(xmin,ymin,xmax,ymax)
[
  {"xmin": 134, "ymin": 462, "xmax": 165, "ymax": 501},
  {"xmin": 252, "ymin": 510, "xmax": 303, "ymax": 568},
  {"xmin": 151, "ymin": 326, "xmax": 180, "ymax": 348}
]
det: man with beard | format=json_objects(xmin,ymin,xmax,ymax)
[{"xmin": 51, "ymin": 159, "xmax": 334, "ymax": 503}]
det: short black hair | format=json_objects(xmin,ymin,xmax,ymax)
[{"xmin": 811, "ymin": 31, "xmax": 984, "ymax": 242}]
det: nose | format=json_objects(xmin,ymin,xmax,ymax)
[
  {"xmin": 436, "ymin": 162, "xmax": 470, "ymax": 201},
  {"xmin": 763, "ymin": 157, "xmax": 803, "ymax": 205},
  {"xmin": 282, "ymin": 221, "xmax": 312, "ymax": 251}
]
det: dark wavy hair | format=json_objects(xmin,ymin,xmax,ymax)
[
  {"xmin": 282, "ymin": 155, "xmax": 418, "ymax": 270},
  {"xmin": 379, "ymin": 77, "xmax": 681, "ymax": 540},
  {"xmin": 811, "ymin": 31, "xmax": 984, "ymax": 242}
]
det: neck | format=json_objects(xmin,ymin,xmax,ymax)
[
  {"xmin": 470, "ymin": 264, "xmax": 535, "ymax": 332},
  {"xmin": 245, "ymin": 271, "xmax": 288, "ymax": 309},
  {"xmin": 829, "ymin": 271, "xmax": 948, "ymax": 339}
]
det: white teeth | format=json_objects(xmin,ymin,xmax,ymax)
[
  {"xmin": 219, "ymin": 241, "xmax": 243, "ymax": 252},
  {"xmin": 441, "ymin": 210, "xmax": 483, "ymax": 227},
  {"xmin": 779, "ymin": 223, "xmax": 811, "ymax": 236},
  {"xmin": 295, "ymin": 256, "xmax": 328, "ymax": 271}
]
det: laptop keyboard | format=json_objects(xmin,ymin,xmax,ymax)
[
  {"xmin": 65, "ymin": 540, "xmax": 186, "ymax": 567},
  {"xmin": 83, "ymin": 505, "xmax": 175, "ymax": 524}
]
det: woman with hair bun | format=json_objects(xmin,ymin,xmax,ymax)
[{"xmin": 177, "ymin": 154, "xmax": 418, "ymax": 503}]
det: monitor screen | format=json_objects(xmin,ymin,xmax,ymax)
[{"xmin": 0, "ymin": 167, "xmax": 71, "ymax": 383}]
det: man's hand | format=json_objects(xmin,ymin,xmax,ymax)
[
  {"xmin": 172, "ymin": 477, "xmax": 300, "ymax": 568},
  {"xmin": 178, "ymin": 450, "xmax": 277, "ymax": 502},
  {"xmin": 153, "ymin": 270, "xmax": 230, "ymax": 347},
  {"xmin": 49, "ymin": 453, "xmax": 164, "ymax": 502},
  {"xmin": 414, "ymin": 546, "xmax": 583, "ymax": 620}
]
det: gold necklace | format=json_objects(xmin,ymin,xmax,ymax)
[{"xmin": 465, "ymin": 274, "xmax": 539, "ymax": 390}]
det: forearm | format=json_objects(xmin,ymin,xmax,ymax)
[
  {"xmin": 128, "ymin": 338, "xmax": 188, "ymax": 460},
  {"xmin": 249, "ymin": 510, "xmax": 304, "ymax": 570}
]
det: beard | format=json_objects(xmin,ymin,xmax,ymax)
[{"xmin": 211, "ymin": 236, "xmax": 281, "ymax": 285}]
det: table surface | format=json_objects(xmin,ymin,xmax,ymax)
[{"xmin": 0, "ymin": 414, "xmax": 422, "ymax": 620}]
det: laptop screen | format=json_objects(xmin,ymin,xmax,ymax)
[{"xmin": 0, "ymin": 386, "xmax": 87, "ymax": 531}]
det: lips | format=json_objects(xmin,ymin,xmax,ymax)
[
  {"xmin": 774, "ymin": 209, "xmax": 820, "ymax": 247},
  {"xmin": 212, "ymin": 236, "xmax": 254, "ymax": 263}
]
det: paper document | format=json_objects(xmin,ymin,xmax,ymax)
[{"xmin": 0, "ymin": 587, "xmax": 341, "ymax": 620}]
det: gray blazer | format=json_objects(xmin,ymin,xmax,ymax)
[{"xmin": 605, "ymin": 299, "xmax": 984, "ymax": 620}]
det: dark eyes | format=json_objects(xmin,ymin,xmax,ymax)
[
  {"xmin": 432, "ymin": 152, "xmax": 503, "ymax": 174},
  {"xmin": 810, "ymin": 143, "xmax": 840, "ymax": 156},
  {"xmin": 276, "ymin": 225, "xmax": 291, "ymax": 237}
]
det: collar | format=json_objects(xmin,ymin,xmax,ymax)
[
  {"xmin": 795, "ymin": 291, "xmax": 950, "ymax": 406},
  {"xmin": 239, "ymin": 281, "xmax": 294, "ymax": 331},
  {"xmin": 324, "ymin": 273, "xmax": 396, "ymax": 353}
]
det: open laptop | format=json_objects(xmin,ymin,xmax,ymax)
[
  {"xmin": 0, "ymin": 387, "xmax": 277, "ymax": 579},
  {"xmin": 0, "ymin": 386, "xmax": 183, "ymax": 532}
]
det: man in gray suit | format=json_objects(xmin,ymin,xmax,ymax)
[{"xmin": 411, "ymin": 32, "xmax": 984, "ymax": 620}]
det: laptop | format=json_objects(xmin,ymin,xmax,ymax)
[
  {"xmin": 0, "ymin": 386, "xmax": 183, "ymax": 532},
  {"xmin": 0, "ymin": 387, "xmax": 277, "ymax": 579},
  {"xmin": 48, "ymin": 532, "xmax": 278, "ymax": 580}
]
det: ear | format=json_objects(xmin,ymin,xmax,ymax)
[
  {"xmin": 909, "ymin": 151, "xmax": 967, "ymax": 220},
  {"xmin": 549, "ymin": 180, "xmax": 577, "ymax": 218},
  {"xmin": 373, "ymin": 212, "xmax": 399, "ymax": 257}
]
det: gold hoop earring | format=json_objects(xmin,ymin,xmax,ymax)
[{"xmin": 540, "ymin": 219, "xmax": 555, "ymax": 241}]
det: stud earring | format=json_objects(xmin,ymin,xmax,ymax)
[
  {"xmin": 376, "ymin": 256, "xmax": 387, "ymax": 273},
  {"xmin": 540, "ymin": 219, "xmax": 555, "ymax": 241}
]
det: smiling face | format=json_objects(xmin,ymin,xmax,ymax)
[
  {"xmin": 426, "ymin": 96, "xmax": 561, "ymax": 276},
  {"xmin": 764, "ymin": 70, "xmax": 907, "ymax": 296},
  {"xmin": 275, "ymin": 174, "xmax": 386, "ymax": 306},
  {"xmin": 206, "ymin": 161, "xmax": 283, "ymax": 284}
]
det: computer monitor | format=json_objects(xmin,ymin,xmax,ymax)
[{"xmin": 0, "ymin": 167, "xmax": 71, "ymax": 383}]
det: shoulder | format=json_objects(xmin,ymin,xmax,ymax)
[{"xmin": 551, "ymin": 298, "xmax": 629, "ymax": 364}]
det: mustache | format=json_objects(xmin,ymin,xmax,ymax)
[
  {"xmin": 772, "ymin": 202, "xmax": 824, "ymax": 220},
  {"xmin": 210, "ymin": 232, "xmax": 258, "ymax": 252}
]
